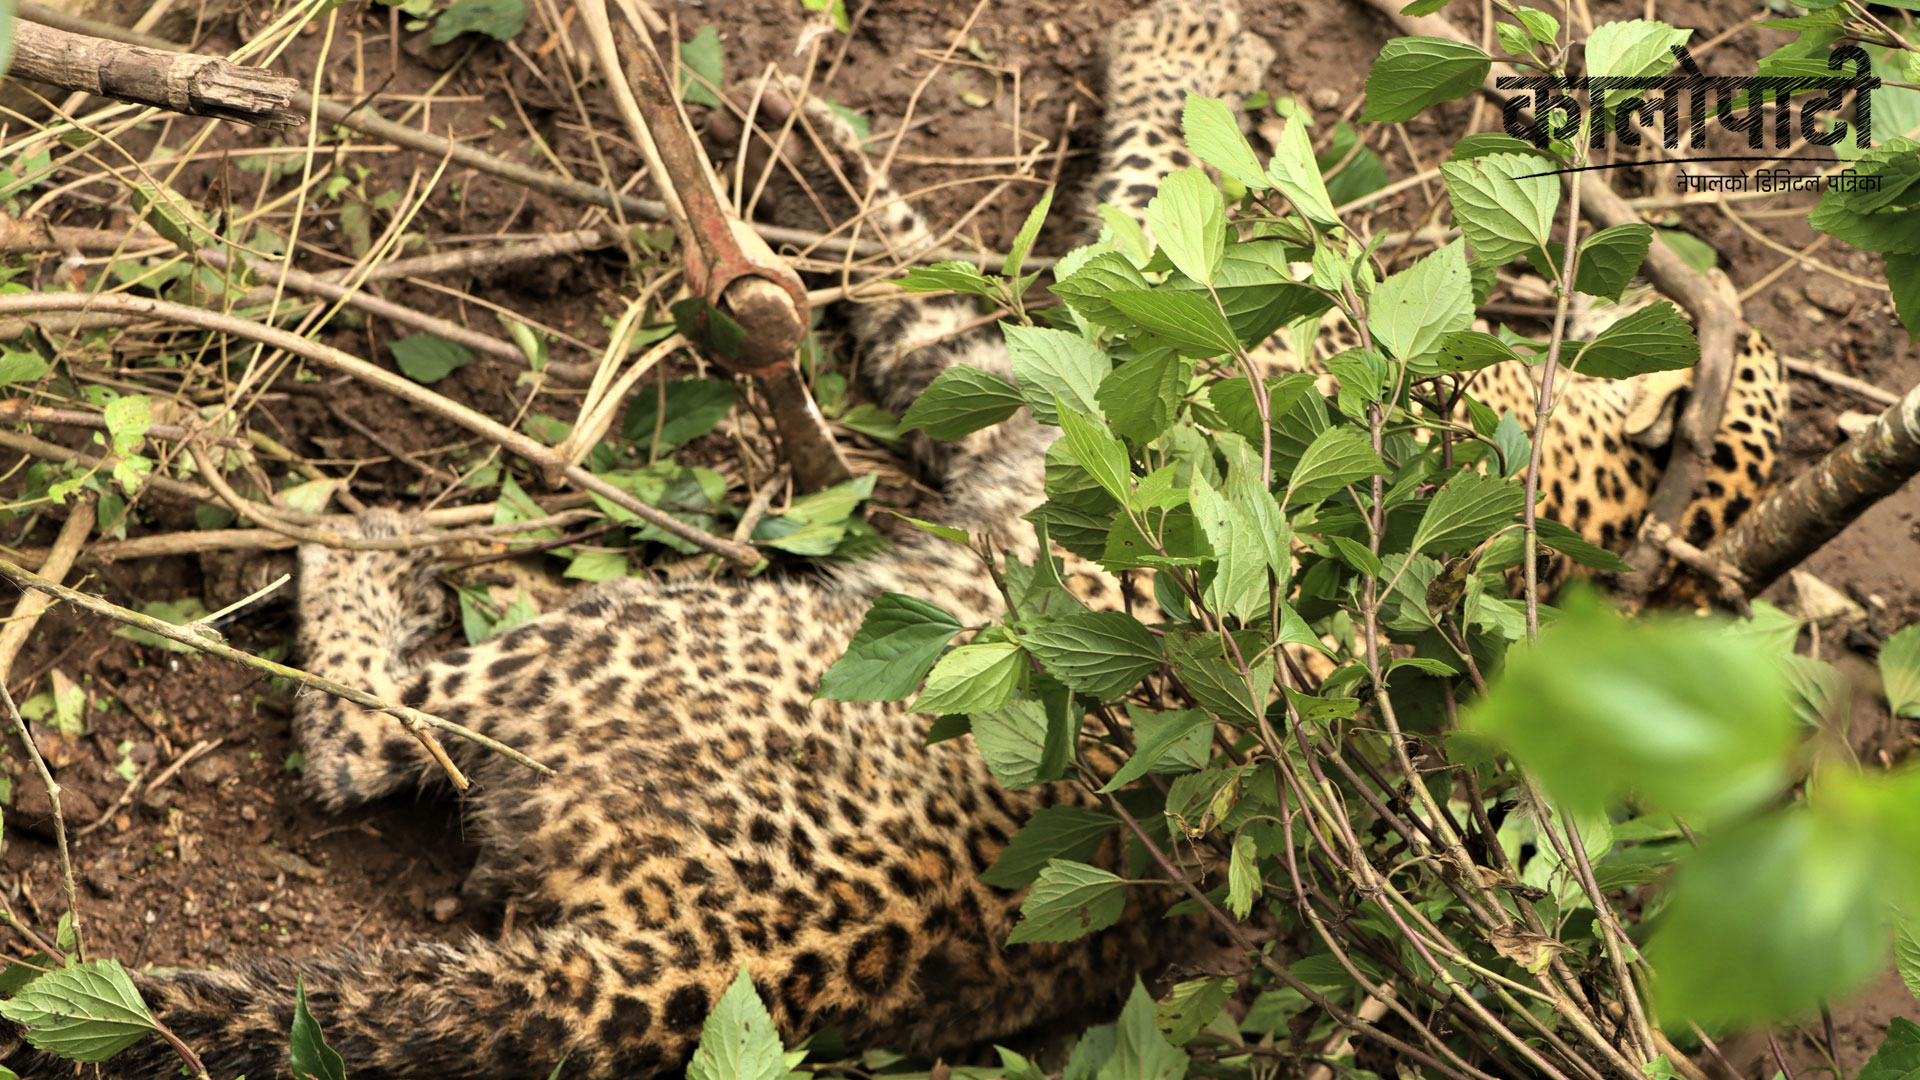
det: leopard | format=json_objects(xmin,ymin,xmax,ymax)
[{"xmin": 2, "ymin": 0, "xmax": 1786, "ymax": 1076}]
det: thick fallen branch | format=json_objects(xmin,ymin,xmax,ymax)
[
  {"xmin": 1711, "ymin": 378, "xmax": 1920, "ymax": 595},
  {"xmin": 7, "ymin": 20, "xmax": 302, "ymax": 128}
]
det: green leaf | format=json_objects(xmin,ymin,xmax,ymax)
[
  {"xmin": 1889, "ymin": 253, "xmax": 1920, "ymax": 344},
  {"xmin": 1055, "ymin": 402, "xmax": 1134, "ymax": 506},
  {"xmin": 1368, "ymin": 239, "xmax": 1474, "ymax": 361},
  {"xmin": 1361, "ymin": 37, "xmax": 1492, "ymax": 123},
  {"xmin": 817, "ymin": 593, "xmax": 963, "ymax": 702},
  {"xmin": 1098, "ymin": 978, "xmax": 1189, "ymax": 1080},
  {"xmin": 389, "ymin": 334, "xmax": 474, "ymax": 384},
  {"xmin": 128, "ymin": 183, "xmax": 217, "ymax": 251},
  {"xmin": 1423, "ymin": 328, "xmax": 1522, "ymax": 373},
  {"xmin": 1006, "ymin": 860, "xmax": 1128, "ymax": 944},
  {"xmin": 1897, "ymin": 917, "xmax": 1920, "ymax": 1002},
  {"xmin": 1466, "ymin": 591, "xmax": 1798, "ymax": 821},
  {"xmin": 1648, "ymin": 804, "xmax": 1891, "ymax": 1029},
  {"xmin": 1882, "ymin": 624, "xmax": 1920, "ymax": 719},
  {"xmin": 1053, "ymin": 251, "xmax": 1153, "ymax": 328},
  {"xmin": 899, "ymin": 260, "xmax": 1000, "ymax": 297},
  {"xmin": 1658, "ymin": 229, "xmax": 1719, "ymax": 274},
  {"xmin": 1858, "ymin": 1018, "xmax": 1920, "ymax": 1080},
  {"xmin": 1583, "ymin": 19, "xmax": 1691, "ymax": 80},
  {"xmin": 1568, "ymin": 301, "xmax": 1699, "ymax": 378},
  {"xmin": 1005, "ymin": 325, "xmax": 1111, "ymax": 424},
  {"xmin": 1285, "ymin": 426, "xmax": 1388, "ymax": 506},
  {"xmin": 685, "ymin": 965, "xmax": 788, "ymax": 1080},
  {"xmin": 1450, "ymin": 133, "xmax": 1553, "ymax": 161},
  {"xmin": 1005, "ymin": 187, "xmax": 1056, "ymax": 281},
  {"xmin": 1146, "ymin": 168, "xmax": 1226, "ymax": 286},
  {"xmin": 1182, "ymin": 97, "xmax": 1267, "ymax": 192},
  {"xmin": 1267, "ymin": 116, "xmax": 1338, "ymax": 226},
  {"xmin": 899, "ymin": 365, "xmax": 1025, "ymax": 439},
  {"xmin": 1410, "ymin": 471, "xmax": 1525, "ymax": 555},
  {"xmin": 1190, "ymin": 471, "xmax": 1267, "ymax": 622},
  {"xmin": 1515, "ymin": 6, "xmax": 1560, "ymax": 44},
  {"xmin": 290, "ymin": 980, "xmax": 347, "ymax": 1080},
  {"xmin": 429, "ymin": 0, "xmax": 527, "ymax": 44},
  {"xmin": 981, "ymin": 806, "xmax": 1118, "ymax": 888},
  {"xmin": 1536, "ymin": 517, "xmax": 1632, "ymax": 572},
  {"xmin": 562, "ymin": 549, "xmax": 628, "ymax": 582},
  {"xmin": 676, "ymin": 24, "xmax": 724, "ymax": 106},
  {"xmin": 622, "ymin": 378, "xmax": 738, "ymax": 449},
  {"xmin": 1156, "ymin": 975, "xmax": 1234, "ymax": 1047},
  {"xmin": 1100, "ymin": 708, "xmax": 1215, "ymax": 793},
  {"xmin": 1575, "ymin": 223, "xmax": 1653, "ymax": 301},
  {"xmin": 1440, "ymin": 153, "xmax": 1559, "ymax": 264},
  {"xmin": 972, "ymin": 699, "xmax": 1052, "ymax": 790},
  {"xmin": 912, "ymin": 642, "xmax": 1024, "ymax": 715},
  {"xmin": 1021, "ymin": 611, "xmax": 1161, "ymax": 700},
  {"xmin": 1165, "ymin": 631, "xmax": 1272, "ymax": 725},
  {"xmin": 1495, "ymin": 21, "xmax": 1531, "ymax": 56},
  {"xmin": 0, "ymin": 351, "xmax": 49, "ymax": 389},
  {"xmin": 102, "ymin": 396, "xmax": 151, "ymax": 455},
  {"xmin": 1225, "ymin": 830, "xmax": 1260, "ymax": 918},
  {"xmin": 0, "ymin": 959, "xmax": 156, "ymax": 1063},
  {"xmin": 1098, "ymin": 349, "xmax": 1191, "ymax": 447},
  {"xmin": 1107, "ymin": 291, "xmax": 1241, "ymax": 358}
]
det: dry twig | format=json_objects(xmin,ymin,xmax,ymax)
[{"xmin": 9, "ymin": 20, "xmax": 301, "ymax": 127}]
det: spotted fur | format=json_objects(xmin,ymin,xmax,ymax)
[{"xmin": 3, "ymin": 1, "xmax": 1784, "ymax": 1076}]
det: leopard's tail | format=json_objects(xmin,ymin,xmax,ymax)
[{"xmin": 4, "ymin": 927, "xmax": 687, "ymax": 1080}]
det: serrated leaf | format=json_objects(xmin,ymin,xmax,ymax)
[
  {"xmin": 1568, "ymin": 301, "xmax": 1699, "ymax": 378},
  {"xmin": 1099, "ymin": 978, "xmax": 1189, "ymax": 1080},
  {"xmin": 0, "ymin": 352, "xmax": 49, "ymax": 389},
  {"xmin": 1362, "ymin": 37, "xmax": 1492, "ymax": 123},
  {"xmin": 1146, "ymin": 168, "xmax": 1226, "ymax": 286},
  {"xmin": 1226, "ymin": 830, "xmax": 1259, "ymax": 918},
  {"xmin": 1098, "ymin": 349, "xmax": 1191, "ymax": 447},
  {"xmin": 1285, "ymin": 426, "xmax": 1388, "ymax": 505},
  {"xmin": 1897, "ymin": 916, "xmax": 1920, "ymax": 1001},
  {"xmin": 1005, "ymin": 187, "xmax": 1056, "ymax": 281},
  {"xmin": 912, "ymin": 642, "xmax": 1024, "ymax": 715},
  {"xmin": 1859, "ymin": 1017, "xmax": 1920, "ymax": 1080},
  {"xmin": 1536, "ymin": 517, "xmax": 1632, "ymax": 572},
  {"xmin": 1441, "ymin": 153, "xmax": 1560, "ymax": 264},
  {"xmin": 0, "ymin": 959, "xmax": 156, "ymax": 1063},
  {"xmin": 1107, "ymin": 291, "xmax": 1241, "ymax": 358},
  {"xmin": 899, "ymin": 261, "xmax": 1000, "ymax": 297},
  {"xmin": 1182, "ymin": 96, "xmax": 1267, "ymax": 191},
  {"xmin": 981, "ymin": 806, "xmax": 1117, "ymax": 888},
  {"xmin": 1515, "ymin": 6, "xmax": 1560, "ymax": 44},
  {"xmin": 1411, "ymin": 471, "xmax": 1526, "ymax": 555},
  {"xmin": 973, "ymin": 698, "xmax": 1052, "ymax": 789},
  {"xmin": 899, "ymin": 365, "xmax": 1025, "ymax": 439},
  {"xmin": 685, "ymin": 966, "xmax": 788, "ymax": 1080},
  {"xmin": 1190, "ymin": 471, "xmax": 1266, "ymax": 622},
  {"xmin": 817, "ymin": 593, "xmax": 963, "ymax": 701},
  {"xmin": 1882, "ymin": 624, "xmax": 1920, "ymax": 720},
  {"xmin": 563, "ymin": 549, "xmax": 628, "ymax": 582},
  {"xmin": 1005, "ymin": 325, "xmax": 1110, "ymax": 424},
  {"xmin": 1005, "ymin": 860, "xmax": 1128, "ymax": 944},
  {"xmin": 1575, "ymin": 223, "xmax": 1652, "ymax": 300},
  {"xmin": 1267, "ymin": 116, "xmax": 1338, "ymax": 226},
  {"xmin": 1055, "ymin": 402, "xmax": 1135, "ymax": 505},
  {"xmin": 103, "ymin": 396, "xmax": 151, "ymax": 455},
  {"xmin": 1156, "ymin": 976, "xmax": 1234, "ymax": 1047},
  {"xmin": 1368, "ymin": 239, "xmax": 1474, "ymax": 361},
  {"xmin": 1021, "ymin": 611, "xmax": 1162, "ymax": 700},
  {"xmin": 430, "ymin": 0, "xmax": 527, "ymax": 44},
  {"xmin": 389, "ymin": 334, "xmax": 474, "ymax": 384},
  {"xmin": 1584, "ymin": 19, "xmax": 1691, "ymax": 80}
]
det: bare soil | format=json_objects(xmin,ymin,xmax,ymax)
[{"xmin": 3, "ymin": 0, "xmax": 1916, "ymax": 1073}]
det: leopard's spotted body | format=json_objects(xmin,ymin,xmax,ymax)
[{"xmin": 4, "ymin": 2, "xmax": 1784, "ymax": 1076}]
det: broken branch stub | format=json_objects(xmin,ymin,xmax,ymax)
[{"xmin": 8, "ymin": 20, "xmax": 303, "ymax": 128}]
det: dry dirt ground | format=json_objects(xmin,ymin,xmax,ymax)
[{"xmin": 2, "ymin": 0, "xmax": 1917, "ymax": 1075}]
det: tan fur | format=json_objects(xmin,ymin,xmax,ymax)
[{"xmin": 3, "ymin": 2, "xmax": 1783, "ymax": 1076}]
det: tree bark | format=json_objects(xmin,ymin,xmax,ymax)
[
  {"xmin": 7, "ymin": 20, "xmax": 302, "ymax": 128},
  {"xmin": 1711, "ymin": 379, "xmax": 1920, "ymax": 596}
]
